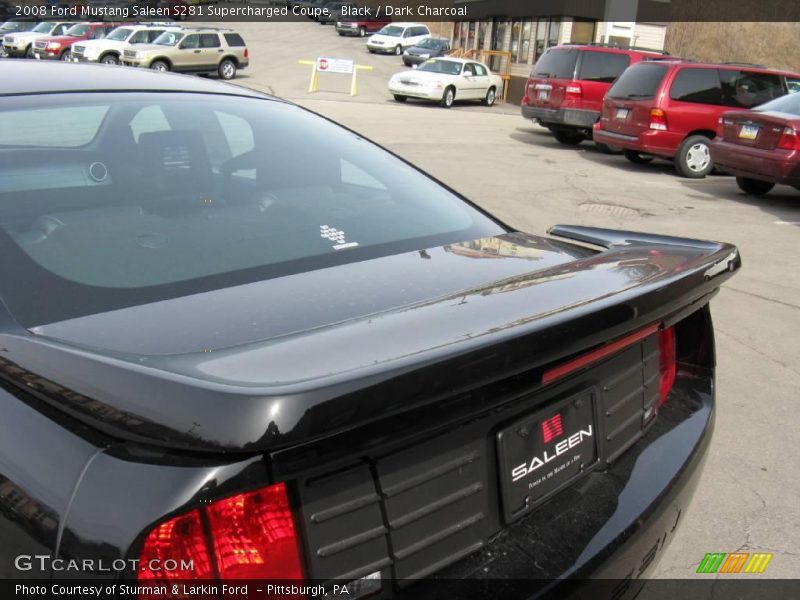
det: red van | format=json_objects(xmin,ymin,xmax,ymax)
[
  {"xmin": 521, "ymin": 44, "xmax": 668, "ymax": 151},
  {"xmin": 594, "ymin": 60, "xmax": 800, "ymax": 177}
]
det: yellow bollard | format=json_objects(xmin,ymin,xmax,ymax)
[
  {"xmin": 298, "ymin": 60, "xmax": 318, "ymax": 93},
  {"xmin": 350, "ymin": 64, "xmax": 373, "ymax": 97}
]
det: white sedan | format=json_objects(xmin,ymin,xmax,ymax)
[{"xmin": 388, "ymin": 58, "xmax": 503, "ymax": 108}]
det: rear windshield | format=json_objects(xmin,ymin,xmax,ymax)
[
  {"xmin": 577, "ymin": 51, "xmax": 630, "ymax": 83},
  {"xmin": 532, "ymin": 49, "xmax": 578, "ymax": 79},
  {"xmin": 607, "ymin": 62, "xmax": 668, "ymax": 99},
  {"xmin": 754, "ymin": 90, "xmax": 800, "ymax": 115},
  {"xmin": 0, "ymin": 93, "xmax": 503, "ymax": 327}
]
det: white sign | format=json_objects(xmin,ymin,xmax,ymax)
[{"xmin": 316, "ymin": 57, "xmax": 354, "ymax": 74}]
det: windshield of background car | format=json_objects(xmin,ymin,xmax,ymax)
[
  {"xmin": 153, "ymin": 31, "xmax": 183, "ymax": 46},
  {"xmin": 754, "ymin": 90, "xmax": 800, "ymax": 115},
  {"xmin": 607, "ymin": 62, "xmax": 668, "ymax": 99},
  {"xmin": 377, "ymin": 26, "xmax": 402, "ymax": 36},
  {"xmin": 532, "ymin": 49, "xmax": 577, "ymax": 78},
  {"xmin": 0, "ymin": 93, "xmax": 505, "ymax": 327},
  {"xmin": 32, "ymin": 22, "xmax": 56, "ymax": 33},
  {"xmin": 66, "ymin": 24, "xmax": 90, "ymax": 36},
  {"xmin": 417, "ymin": 59, "xmax": 462, "ymax": 75},
  {"xmin": 106, "ymin": 28, "xmax": 132, "ymax": 41},
  {"xmin": 417, "ymin": 38, "xmax": 442, "ymax": 49}
]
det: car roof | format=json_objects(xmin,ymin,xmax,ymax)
[
  {"xmin": 553, "ymin": 44, "xmax": 667, "ymax": 56},
  {"xmin": 637, "ymin": 58, "xmax": 800, "ymax": 77},
  {"xmin": 384, "ymin": 22, "xmax": 427, "ymax": 27},
  {"xmin": 179, "ymin": 26, "xmax": 238, "ymax": 34},
  {"xmin": 0, "ymin": 61, "xmax": 273, "ymax": 99}
]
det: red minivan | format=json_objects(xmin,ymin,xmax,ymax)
[
  {"xmin": 521, "ymin": 44, "xmax": 668, "ymax": 151},
  {"xmin": 594, "ymin": 60, "xmax": 800, "ymax": 177}
]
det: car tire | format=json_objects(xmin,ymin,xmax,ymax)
[
  {"xmin": 552, "ymin": 129, "xmax": 585, "ymax": 146},
  {"xmin": 218, "ymin": 58, "xmax": 236, "ymax": 80},
  {"xmin": 595, "ymin": 142, "xmax": 623, "ymax": 154},
  {"xmin": 337, "ymin": 31, "xmax": 344, "ymax": 36},
  {"xmin": 60, "ymin": 51, "xmax": 71, "ymax": 62},
  {"xmin": 736, "ymin": 177, "xmax": 775, "ymax": 196},
  {"xmin": 393, "ymin": 94, "xmax": 407, "ymax": 103},
  {"xmin": 623, "ymin": 150, "xmax": 654, "ymax": 164},
  {"xmin": 100, "ymin": 54, "xmax": 119, "ymax": 65},
  {"xmin": 482, "ymin": 87, "xmax": 496, "ymax": 106},
  {"xmin": 150, "ymin": 60, "xmax": 170, "ymax": 73},
  {"xmin": 675, "ymin": 135, "xmax": 713, "ymax": 178},
  {"xmin": 25, "ymin": 45, "xmax": 33, "ymax": 58},
  {"xmin": 394, "ymin": 45, "xmax": 402, "ymax": 56},
  {"xmin": 440, "ymin": 86, "xmax": 455, "ymax": 108},
  {"xmin": 368, "ymin": 48, "xmax": 376, "ymax": 54},
  {"xmin": 359, "ymin": 27, "xmax": 366, "ymax": 37}
]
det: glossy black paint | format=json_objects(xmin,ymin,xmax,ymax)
[{"xmin": 0, "ymin": 63, "xmax": 742, "ymax": 589}]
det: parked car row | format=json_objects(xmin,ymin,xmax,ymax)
[
  {"xmin": 522, "ymin": 43, "xmax": 800, "ymax": 194},
  {"xmin": 0, "ymin": 20, "xmax": 249, "ymax": 80},
  {"xmin": 305, "ymin": 12, "xmax": 498, "ymax": 109}
]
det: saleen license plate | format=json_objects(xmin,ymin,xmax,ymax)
[
  {"xmin": 497, "ymin": 390, "xmax": 598, "ymax": 522},
  {"xmin": 615, "ymin": 107, "xmax": 630, "ymax": 119},
  {"xmin": 739, "ymin": 124, "xmax": 759, "ymax": 140}
]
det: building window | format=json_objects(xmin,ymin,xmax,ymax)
[
  {"xmin": 570, "ymin": 19, "xmax": 596, "ymax": 44},
  {"xmin": 512, "ymin": 20, "xmax": 534, "ymax": 64},
  {"xmin": 548, "ymin": 20, "xmax": 561, "ymax": 47}
]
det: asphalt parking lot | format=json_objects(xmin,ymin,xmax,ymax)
[
  {"xmin": 4, "ymin": 17, "xmax": 800, "ymax": 580},
  {"xmin": 225, "ymin": 20, "xmax": 800, "ymax": 578}
]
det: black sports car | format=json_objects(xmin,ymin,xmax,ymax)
[{"xmin": 0, "ymin": 61, "xmax": 740, "ymax": 597}]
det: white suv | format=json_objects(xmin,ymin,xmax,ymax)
[
  {"xmin": 366, "ymin": 23, "xmax": 431, "ymax": 55},
  {"xmin": 71, "ymin": 23, "xmax": 180, "ymax": 65}
]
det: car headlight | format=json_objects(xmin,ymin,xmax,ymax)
[
  {"xmin": 419, "ymin": 53, "xmax": 430, "ymax": 59},
  {"xmin": 47, "ymin": 42, "xmax": 61, "ymax": 49}
]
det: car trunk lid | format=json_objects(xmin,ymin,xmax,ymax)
[
  {"xmin": 720, "ymin": 109, "xmax": 796, "ymax": 150},
  {"xmin": 0, "ymin": 227, "xmax": 740, "ymax": 454}
]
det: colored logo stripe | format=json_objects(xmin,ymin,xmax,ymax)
[
  {"xmin": 541, "ymin": 413, "xmax": 563, "ymax": 444},
  {"xmin": 697, "ymin": 552, "xmax": 773, "ymax": 574}
]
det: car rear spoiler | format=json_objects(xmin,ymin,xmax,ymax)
[{"xmin": 0, "ymin": 226, "xmax": 740, "ymax": 456}]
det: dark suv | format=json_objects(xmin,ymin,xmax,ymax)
[
  {"xmin": 594, "ymin": 60, "xmax": 800, "ymax": 177},
  {"xmin": 521, "ymin": 44, "xmax": 668, "ymax": 151}
]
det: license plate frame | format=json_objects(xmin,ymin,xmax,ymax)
[
  {"xmin": 738, "ymin": 124, "xmax": 759, "ymax": 140},
  {"xmin": 496, "ymin": 389, "xmax": 599, "ymax": 523}
]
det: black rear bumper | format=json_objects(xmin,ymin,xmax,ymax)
[
  {"xmin": 522, "ymin": 105, "xmax": 599, "ymax": 130},
  {"xmin": 404, "ymin": 376, "xmax": 714, "ymax": 598}
]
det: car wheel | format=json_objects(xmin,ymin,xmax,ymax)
[
  {"xmin": 595, "ymin": 142, "xmax": 623, "ymax": 154},
  {"xmin": 440, "ymin": 86, "xmax": 455, "ymax": 108},
  {"xmin": 623, "ymin": 150, "xmax": 654, "ymax": 164},
  {"xmin": 100, "ymin": 54, "xmax": 119, "ymax": 65},
  {"xmin": 675, "ymin": 135, "xmax": 713, "ymax": 178},
  {"xmin": 60, "ymin": 51, "xmax": 71, "ymax": 62},
  {"xmin": 393, "ymin": 94, "xmax": 407, "ymax": 103},
  {"xmin": 394, "ymin": 45, "xmax": 402, "ymax": 56},
  {"xmin": 552, "ymin": 129, "xmax": 585, "ymax": 146},
  {"xmin": 359, "ymin": 27, "xmax": 366, "ymax": 37},
  {"xmin": 150, "ymin": 60, "xmax": 170, "ymax": 72},
  {"xmin": 736, "ymin": 177, "xmax": 775, "ymax": 196},
  {"xmin": 337, "ymin": 31, "xmax": 344, "ymax": 36},
  {"xmin": 25, "ymin": 45, "xmax": 33, "ymax": 58},
  {"xmin": 218, "ymin": 58, "xmax": 236, "ymax": 80},
  {"xmin": 482, "ymin": 87, "xmax": 496, "ymax": 106},
  {"xmin": 368, "ymin": 48, "xmax": 376, "ymax": 54}
]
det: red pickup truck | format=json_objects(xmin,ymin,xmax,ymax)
[{"xmin": 32, "ymin": 22, "xmax": 121, "ymax": 61}]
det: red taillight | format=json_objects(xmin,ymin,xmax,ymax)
[
  {"xmin": 542, "ymin": 322, "xmax": 660, "ymax": 385},
  {"xmin": 658, "ymin": 326, "xmax": 676, "ymax": 406},
  {"xmin": 139, "ymin": 510, "xmax": 212, "ymax": 582},
  {"xmin": 649, "ymin": 107, "xmax": 668, "ymax": 131},
  {"xmin": 777, "ymin": 126, "xmax": 799, "ymax": 151},
  {"xmin": 207, "ymin": 485, "xmax": 304, "ymax": 579},
  {"xmin": 541, "ymin": 413, "xmax": 564, "ymax": 444},
  {"xmin": 138, "ymin": 483, "xmax": 303, "ymax": 589},
  {"xmin": 244, "ymin": 48, "xmax": 249, "ymax": 59}
]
